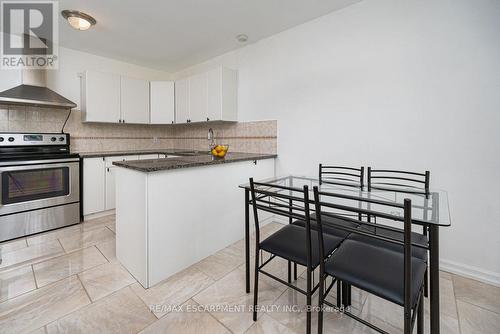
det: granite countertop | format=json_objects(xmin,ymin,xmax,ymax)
[
  {"xmin": 111, "ymin": 152, "xmax": 277, "ymax": 172},
  {"xmin": 76, "ymin": 149, "xmax": 207, "ymax": 158}
]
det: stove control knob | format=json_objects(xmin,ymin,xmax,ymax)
[
  {"xmin": 51, "ymin": 137, "xmax": 57, "ymax": 142},
  {"xmin": 8, "ymin": 137, "xmax": 14, "ymax": 142},
  {"xmin": 59, "ymin": 137, "xmax": 65, "ymax": 142},
  {"xmin": 0, "ymin": 137, "xmax": 4, "ymax": 142}
]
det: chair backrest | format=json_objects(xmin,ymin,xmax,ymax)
[
  {"xmin": 312, "ymin": 186, "xmax": 415, "ymax": 310},
  {"xmin": 249, "ymin": 178, "xmax": 314, "ymax": 268},
  {"xmin": 367, "ymin": 167, "xmax": 430, "ymax": 197},
  {"xmin": 319, "ymin": 164, "xmax": 364, "ymax": 189}
]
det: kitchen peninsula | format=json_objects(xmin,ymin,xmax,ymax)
[{"xmin": 112, "ymin": 152, "xmax": 276, "ymax": 288}]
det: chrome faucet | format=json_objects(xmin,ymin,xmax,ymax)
[{"xmin": 207, "ymin": 128, "xmax": 215, "ymax": 151}]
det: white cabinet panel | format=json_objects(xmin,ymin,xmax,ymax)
[
  {"xmin": 175, "ymin": 79, "xmax": 189, "ymax": 123},
  {"xmin": 121, "ymin": 76, "xmax": 150, "ymax": 124},
  {"xmin": 175, "ymin": 66, "xmax": 237, "ymax": 124},
  {"xmin": 188, "ymin": 73, "xmax": 207, "ymax": 123},
  {"xmin": 207, "ymin": 67, "xmax": 222, "ymax": 121},
  {"xmin": 82, "ymin": 71, "xmax": 121, "ymax": 123},
  {"xmin": 150, "ymin": 81, "xmax": 174, "ymax": 124},
  {"xmin": 105, "ymin": 166, "xmax": 117, "ymax": 211},
  {"xmin": 221, "ymin": 67, "xmax": 238, "ymax": 121},
  {"xmin": 83, "ymin": 157, "xmax": 105, "ymax": 215}
]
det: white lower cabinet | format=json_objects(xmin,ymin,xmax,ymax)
[
  {"xmin": 84, "ymin": 154, "xmax": 164, "ymax": 215},
  {"xmin": 83, "ymin": 157, "xmax": 105, "ymax": 215},
  {"xmin": 105, "ymin": 166, "xmax": 117, "ymax": 211}
]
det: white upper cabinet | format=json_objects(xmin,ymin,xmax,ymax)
[
  {"xmin": 175, "ymin": 78, "xmax": 190, "ymax": 123},
  {"xmin": 188, "ymin": 72, "xmax": 208, "ymax": 122},
  {"xmin": 81, "ymin": 70, "xmax": 121, "ymax": 123},
  {"xmin": 150, "ymin": 81, "xmax": 174, "ymax": 124},
  {"xmin": 121, "ymin": 76, "xmax": 150, "ymax": 124},
  {"xmin": 174, "ymin": 66, "xmax": 238, "ymax": 123}
]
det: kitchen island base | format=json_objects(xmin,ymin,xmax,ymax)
[{"xmin": 115, "ymin": 158, "xmax": 275, "ymax": 288}]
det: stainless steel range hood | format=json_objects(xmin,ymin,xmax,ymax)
[{"xmin": 0, "ymin": 69, "xmax": 77, "ymax": 109}]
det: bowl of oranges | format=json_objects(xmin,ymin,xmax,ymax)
[{"xmin": 211, "ymin": 144, "xmax": 229, "ymax": 158}]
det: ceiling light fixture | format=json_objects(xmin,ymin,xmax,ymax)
[
  {"xmin": 61, "ymin": 10, "xmax": 96, "ymax": 31},
  {"xmin": 236, "ymin": 34, "xmax": 248, "ymax": 43}
]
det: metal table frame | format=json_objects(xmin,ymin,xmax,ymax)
[{"xmin": 240, "ymin": 175, "xmax": 451, "ymax": 334}]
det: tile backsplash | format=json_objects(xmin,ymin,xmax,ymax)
[{"xmin": 0, "ymin": 104, "xmax": 277, "ymax": 154}]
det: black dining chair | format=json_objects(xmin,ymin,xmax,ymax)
[
  {"xmin": 249, "ymin": 178, "xmax": 343, "ymax": 334},
  {"xmin": 364, "ymin": 168, "xmax": 431, "ymax": 296},
  {"xmin": 298, "ymin": 164, "xmax": 366, "ymax": 304},
  {"xmin": 313, "ymin": 186, "xmax": 426, "ymax": 334},
  {"xmin": 319, "ymin": 164, "xmax": 364, "ymax": 189}
]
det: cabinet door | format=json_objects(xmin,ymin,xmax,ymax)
[
  {"xmin": 83, "ymin": 158, "xmax": 105, "ymax": 215},
  {"xmin": 83, "ymin": 71, "xmax": 121, "ymax": 123},
  {"xmin": 207, "ymin": 67, "xmax": 222, "ymax": 121},
  {"xmin": 150, "ymin": 81, "xmax": 174, "ymax": 124},
  {"xmin": 175, "ymin": 78, "xmax": 190, "ymax": 123},
  {"xmin": 188, "ymin": 72, "xmax": 207, "ymax": 122},
  {"xmin": 121, "ymin": 76, "xmax": 150, "ymax": 124},
  {"xmin": 105, "ymin": 166, "xmax": 116, "ymax": 210}
]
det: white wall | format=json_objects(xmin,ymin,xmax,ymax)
[
  {"xmin": 174, "ymin": 0, "xmax": 500, "ymax": 284},
  {"xmin": 0, "ymin": 46, "xmax": 171, "ymax": 109}
]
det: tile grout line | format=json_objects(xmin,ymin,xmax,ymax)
[
  {"xmin": 452, "ymin": 275, "xmax": 500, "ymax": 316},
  {"xmin": 190, "ymin": 298, "xmax": 235, "ymax": 334},
  {"xmin": 30, "ymin": 246, "xmax": 108, "ymax": 290},
  {"xmin": 450, "ymin": 276, "xmax": 464, "ymax": 334},
  {"xmin": 43, "ymin": 281, "xmax": 131, "ymax": 329},
  {"xmin": 94, "ymin": 243, "xmax": 112, "ymax": 263},
  {"xmin": 31, "ymin": 264, "xmax": 39, "ymax": 289},
  {"xmin": 76, "ymin": 274, "xmax": 94, "ymax": 303}
]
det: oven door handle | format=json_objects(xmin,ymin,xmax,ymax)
[{"xmin": 0, "ymin": 158, "xmax": 80, "ymax": 167}]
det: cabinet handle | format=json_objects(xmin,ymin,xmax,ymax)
[{"xmin": 107, "ymin": 167, "xmax": 109, "ymax": 172}]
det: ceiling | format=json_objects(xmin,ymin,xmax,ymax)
[{"xmin": 54, "ymin": 0, "xmax": 360, "ymax": 72}]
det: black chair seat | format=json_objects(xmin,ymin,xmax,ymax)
[
  {"xmin": 325, "ymin": 239, "xmax": 427, "ymax": 307},
  {"xmin": 350, "ymin": 227, "xmax": 428, "ymax": 260},
  {"xmin": 260, "ymin": 224, "xmax": 343, "ymax": 267},
  {"xmin": 292, "ymin": 214, "xmax": 359, "ymax": 239}
]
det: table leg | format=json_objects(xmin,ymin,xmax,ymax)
[
  {"xmin": 245, "ymin": 189, "xmax": 250, "ymax": 293},
  {"xmin": 429, "ymin": 225, "xmax": 440, "ymax": 334}
]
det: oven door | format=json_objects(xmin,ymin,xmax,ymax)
[{"xmin": 0, "ymin": 159, "xmax": 80, "ymax": 216}]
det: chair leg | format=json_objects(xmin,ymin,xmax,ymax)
[
  {"xmin": 306, "ymin": 267, "xmax": 312, "ymax": 334},
  {"xmin": 294, "ymin": 262, "xmax": 298, "ymax": 280},
  {"xmin": 424, "ymin": 267, "xmax": 429, "ymax": 298},
  {"xmin": 336, "ymin": 280, "xmax": 342, "ymax": 308},
  {"xmin": 318, "ymin": 274, "xmax": 325, "ymax": 334},
  {"xmin": 287, "ymin": 260, "xmax": 291, "ymax": 283},
  {"xmin": 253, "ymin": 247, "xmax": 260, "ymax": 321},
  {"xmin": 417, "ymin": 290, "xmax": 424, "ymax": 334}
]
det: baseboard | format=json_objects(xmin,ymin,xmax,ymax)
[
  {"xmin": 440, "ymin": 258, "xmax": 500, "ymax": 287},
  {"xmin": 84, "ymin": 209, "xmax": 115, "ymax": 221}
]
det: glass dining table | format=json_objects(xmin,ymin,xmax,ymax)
[{"xmin": 239, "ymin": 175, "xmax": 451, "ymax": 334}]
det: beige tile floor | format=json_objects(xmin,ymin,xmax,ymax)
[{"xmin": 0, "ymin": 216, "xmax": 499, "ymax": 333}]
